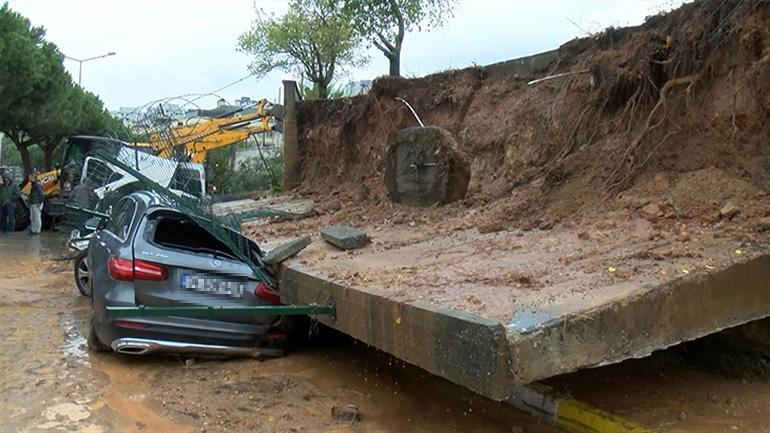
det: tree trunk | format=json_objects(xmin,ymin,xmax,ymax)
[
  {"xmin": 43, "ymin": 137, "xmax": 61, "ymax": 171},
  {"xmin": 7, "ymin": 133, "xmax": 33, "ymax": 179},
  {"xmin": 317, "ymin": 81, "xmax": 329, "ymax": 99},
  {"xmin": 43, "ymin": 140, "xmax": 56, "ymax": 171},
  {"xmin": 388, "ymin": 53, "xmax": 400, "ymax": 77}
]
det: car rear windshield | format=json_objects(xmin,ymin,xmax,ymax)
[{"xmin": 147, "ymin": 212, "xmax": 238, "ymax": 260}]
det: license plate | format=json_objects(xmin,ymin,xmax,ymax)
[{"xmin": 181, "ymin": 274, "xmax": 248, "ymax": 298}]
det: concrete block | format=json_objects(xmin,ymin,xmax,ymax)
[
  {"xmin": 263, "ymin": 236, "xmax": 311, "ymax": 265},
  {"xmin": 320, "ymin": 225, "xmax": 367, "ymax": 250},
  {"xmin": 278, "ymin": 264, "xmax": 513, "ymax": 400},
  {"xmin": 720, "ymin": 201, "xmax": 739, "ymax": 219}
]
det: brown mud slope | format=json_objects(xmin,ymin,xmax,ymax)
[{"xmin": 293, "ymin": 0, "xmax": 770, "ymax": 229}]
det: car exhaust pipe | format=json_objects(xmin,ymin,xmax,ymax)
[
  {"xmin": 110, "ymin": 338, "xmax": 283, "ymax": 358},
  {"xmin": 112, "ymin": 339, "xmax": 152, "ymax": 355}
]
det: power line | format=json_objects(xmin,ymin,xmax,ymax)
[{"xmin": 189, "ymin": 73, "xmax": 256, "ymax": 105}]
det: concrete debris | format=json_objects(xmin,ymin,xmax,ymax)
[
  {"xmin": 263, "ymin": 236, "xmax": 312, "ymax": 265},
  {"xmin": 330, "ymin": 404, "xmax": 360, "ymax": 424},
  {"xmin": 320, "ymin": 225, "xmax": 368, "ymax": 250},
  {"xmin": 720, "ymin": 202, "xmax": 739, "ymax": 219}
]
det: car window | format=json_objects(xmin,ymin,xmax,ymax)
[
  {"xmin": 84, "ymin": 159, "xmax": 124, "ymax": 187},
  {"xmin": 96, "ymin": 182, "xmax": 142, "ymax": 214},
  {"xmin": 105, "ymin": 197, "xmax": 136, "ymax": 240}
]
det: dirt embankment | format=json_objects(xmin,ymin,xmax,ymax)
[{"xmin": 291, "ymin": 0, "xmax": 770, "ymax": 232}]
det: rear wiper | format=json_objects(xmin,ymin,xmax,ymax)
[{"xmin": 161, "ymin": 242, "xmax": 238, "ymax": 261}]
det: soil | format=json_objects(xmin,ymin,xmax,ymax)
[
  {"xmin": 242, "ymin": 0, "xmax": 770, "ymax": 327},
  {"xmin": 280, "ymin": 0, "xmax": 769, "ymax": 237}
]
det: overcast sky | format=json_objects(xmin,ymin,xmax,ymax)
[{"xmin": 9, "ymin": 0, "xmax": 684, "ymax": 111}]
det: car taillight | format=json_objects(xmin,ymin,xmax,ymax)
[
  {"xmin": 108, "ymin": 256, "xmax": 168, "ymax": 281},
  {"xmin": 113, "ymin": 320, "xmax": 146, "ymax": 329},
  {"xmin": 108, "ymin": 256, "xmax": 134, "ymax": 281},
  {"xmin": 255, "ymin": 282, "xmax": 281, "ymax": 304},
  {"xmin": 134, "ymin": 259, "xmax": 168, "ymax": 281}
]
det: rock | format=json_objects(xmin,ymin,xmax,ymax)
[
  {"xmin": 325, "ymin": 201, "xmax": 342, "ymax": 214},
  {"xmin": 331, "ymin": 405, "xmax": 360, "ymax": 424},
  {"xmin": 320, "ymin": 225, "xmax": 368, "ymax": 250},
  {"xmin": 720, "ymin": 202, "xmax": 740, "ymax": 219},
  {"xmin": 477, "ymin": 222, "xmax": 503, "ymax": 234},
  {"xmin": 594, "ymin": 221, "xmax": 617, "ymax": 231},
  {"xmin": 384, "ymin": 126, "xmax": 470, "ymax": 207},
  {"xmin": 704, "ymin": 209, "xmax": 722, "ymax": 224},
  {"xmin": 640, "ymin": 202, "xmax": 662, "ymax": 221},
  {"xmin": 755, "ymin": 217, "xmax": 770, "ymax": 233},
  {"xmin": 674, "ymin": 222, "xmax": 689, "ymax": 242},
  {"xmin": 263, "ymin": 236, "xmax": 312, "ymax": 265}
]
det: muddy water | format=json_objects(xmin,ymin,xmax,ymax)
[{"xmin": 0, "ymin": 232, "xmax": 554, "ymax": 433}]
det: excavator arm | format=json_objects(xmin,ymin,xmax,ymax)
[{"xmin": 149, "ymin": 99, "xmax": 281, "ymax": 163}]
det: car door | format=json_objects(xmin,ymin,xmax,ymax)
[{"xmin": 89, "ymin": 196, "xmax": 139, "ymax": 321}]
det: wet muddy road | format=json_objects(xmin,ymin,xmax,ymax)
[{"xmin": 2, "ymin": 232, "xmax": 769, "ymax": 432}]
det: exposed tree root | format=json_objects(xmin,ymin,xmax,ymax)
[{"xmin": 604, "ymin": 74, "xmax": 699, "ymax": 192}]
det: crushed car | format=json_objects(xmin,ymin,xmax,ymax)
[
  {"xmin": 86, "ymin": 190, "xmax": 295, "ymax": 357},
  {"xmin": 67, "ymin": 141, "xmax": 207, "ymax": 298}
]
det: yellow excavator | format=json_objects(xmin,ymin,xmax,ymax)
[
  {"xmin": 15, "ymin": 99, "xmax": 281, "ymax": 230},
  {"xmin": 148, "ymin": 98, "xmax": 282, "ymax": 164}
]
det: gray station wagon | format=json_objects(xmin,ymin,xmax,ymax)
[{"xmin": 87, "ymin": 191, "xmax": 289, "ymax": 357}]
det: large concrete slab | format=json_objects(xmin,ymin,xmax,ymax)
[{"xmin": 269, "ymin": 215, "xmax": 770, "ymax": 401}]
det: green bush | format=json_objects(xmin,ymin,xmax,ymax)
[{"xmin": 207, "ymin": 143, "xmax": 282, "ymax": 195}]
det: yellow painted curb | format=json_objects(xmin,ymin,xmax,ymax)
[{"xmin": 555, "ymin": 399, "xmax": 653, "ymax": 433}]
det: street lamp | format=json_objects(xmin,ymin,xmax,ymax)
[{"xmin": 64, "ymin": 51, "xmax": 116, "ymax": 86}]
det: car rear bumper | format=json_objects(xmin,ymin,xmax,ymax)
[
  {"xmin": 110, "ymin": 337, "xmax": 282, "ymax": 358},
  {"xmin": 93, "ymin": 314, "xmax": 274, "ymax": 355}
]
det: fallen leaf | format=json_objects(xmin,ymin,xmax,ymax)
[{"xmin": 608, "ymin": 266, "xmax": 616, "ymax": 273}]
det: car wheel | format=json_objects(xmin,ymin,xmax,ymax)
[
  {"xmin": 87, "ymin": 316, "xmax": 109, "ymax": 353},
  {"xmin": 74, "ymin": 251, "xmax": 92, "ymax": 297}
]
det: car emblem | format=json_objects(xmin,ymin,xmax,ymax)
[{"xmin": 211, "ymin": 259, "xmax": 223, "ymax": 268}]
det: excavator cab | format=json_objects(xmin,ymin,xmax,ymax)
[{"xmin": 16, "ymin": 136, "xmax": 148, "ymax": 230}]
